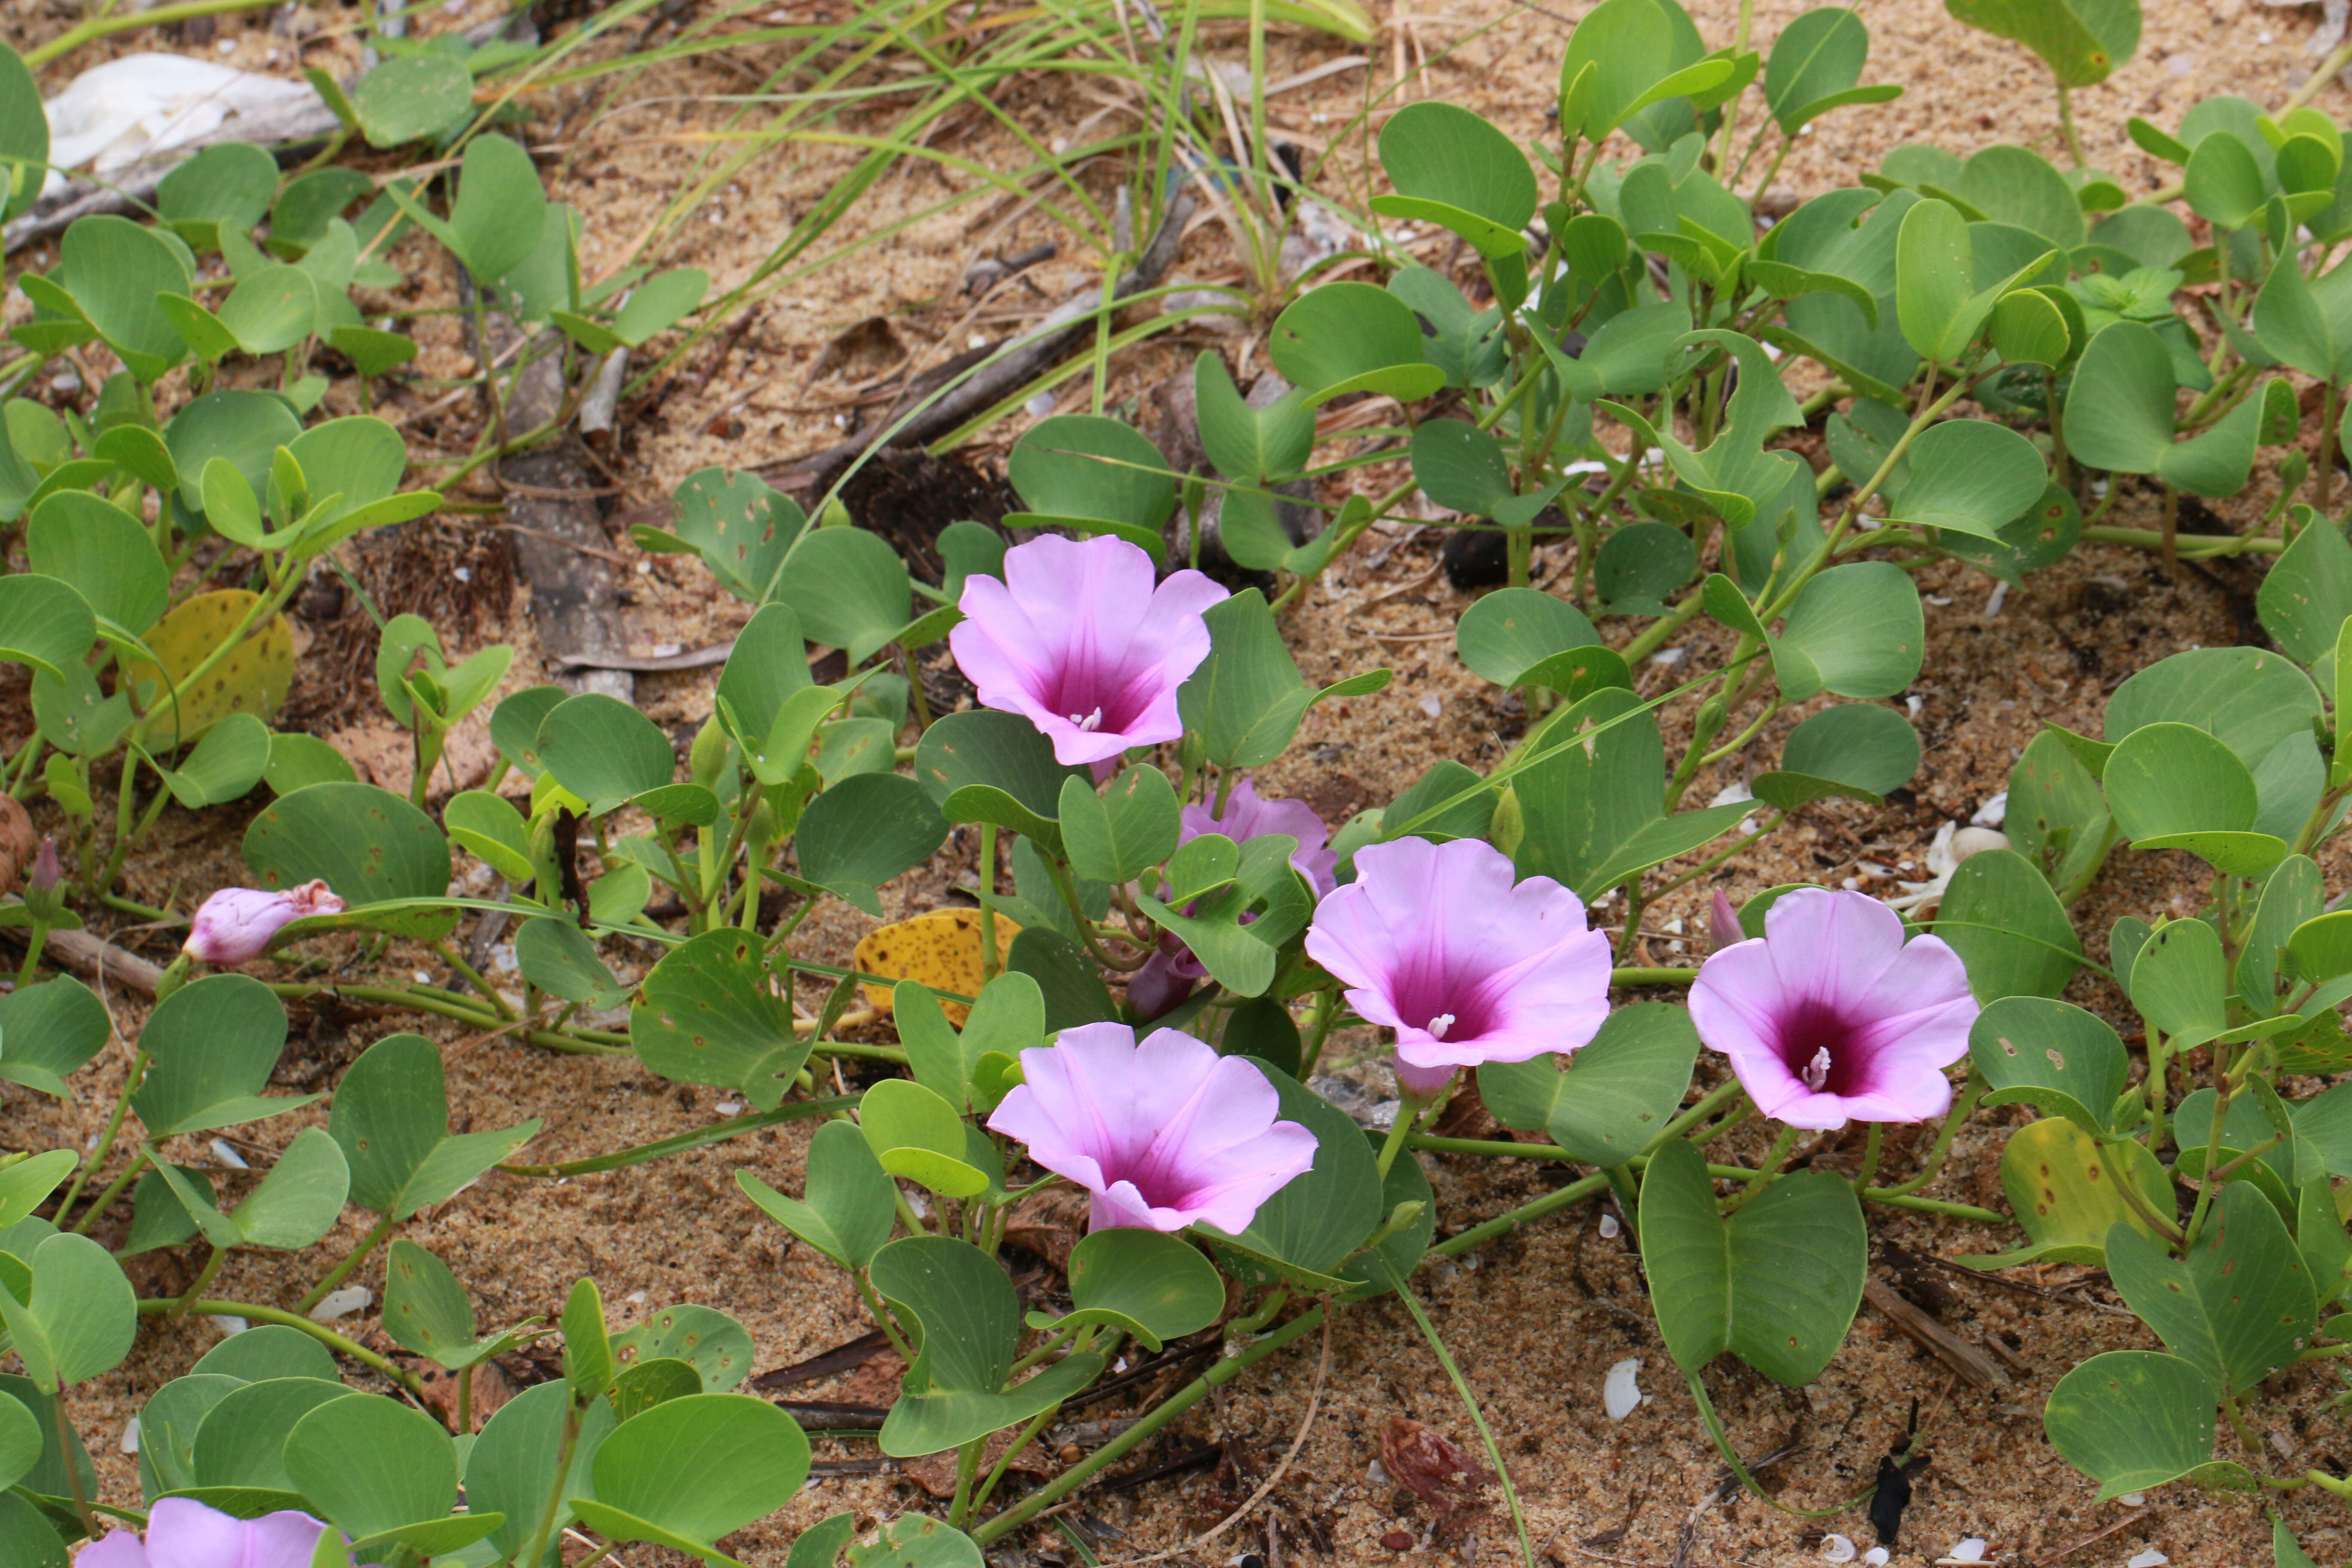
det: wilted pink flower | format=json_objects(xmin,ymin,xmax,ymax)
[
  {"xmin": 1688, "ymin": 887, "xmax": 1977, "ymax": 1131},
  {"xmin": 949, "ymin": 534, "xmax": 1226, "ymax": 766},
  {"xmin": 986, "ymin": 1022, "xmax": 1317, "ymax": 1233},
  {"xmin": 1304, "ymin": 837, "xmax": 1612, "ymax": 1097},
  {"xmin": 183, "ymin": 880, "xmax": 344, "ymax": 965},
  {"xmin": 77, "ymin": 1498, "xmax": 329, "ymax": 1568},
  {"xmin": 1129, "ymin": 781, "xmax": 1337, "ymax": 1019}
]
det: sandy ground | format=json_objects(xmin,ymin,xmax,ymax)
[{"xmin": 12, "ymin": 0, "xmax": 2352, "ymax": 1563}]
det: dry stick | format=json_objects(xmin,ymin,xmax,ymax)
[
  {"xmin": 771, "ymin": 193, "xmax": 1195, "ymax": 494},
  {"xmin": 2031, "ymin": 1513, "xmax": 2144, "ymax": 1568},
  {"xmin": 1089, "ymin": 1311, "xmax": 1334, "ymax": 1568}
]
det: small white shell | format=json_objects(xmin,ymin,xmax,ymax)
[
  {"xmin": 1819, "ymin": 1534, "xmax": 1857, "ymax": 1562},
  {"xmin": 1602, "ymin": 1358, "xmax": 1644, "ymax": 1421},
  {"xmin": 2127, "ymin": 1552, "xmax": 2168, "ymax": 1568},
  {"xmin": 308, "ymin": 1286, "xmax": 371, "ymax": 1323}
]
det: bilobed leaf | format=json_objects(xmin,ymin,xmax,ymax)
[
  {"xmin": 1879, "ymin": 417, "xmax": 2048, "ymax": 538},
  {"xmin": 1060, "ymin": 766, "xmax": 1182, "ymax": 884},
  {"xmin": 351, "ymin": 55, "xmax": 473, "ymax": 148},
  {"xmin": 2105, "ymin": 1184, "xmax": 2314, "ymax": 1400},
  {"xmin": 1946, "ymin": 0, "xmax": 2141, "ymax": 87},
  {"xmin": 2045, "ymin": 1351, "xmax": 2251, "ymax": 1500},
  {"xmin": 796, "ymin": 773, "xmax": 949, "ymax": 917},
  {"xmin": 1179, "ymin": 589, "xmax": 1389, "ymax": 769},
  {"xmin": 737, "ymin": 1120, "xmax": 897, "ymax": 1270},
  {"xmin": 631, "ymin": 930, "xmax": 809, "ymax": 1110},
  {"xmin": 130, "ymin": 974, "xmax": 315, "ymax": 1137},
  {"xmin": 2257, "ymin": 513, "xmax": 2352, "ymax": 684},
  {"xmin": 1060, "ymin": 1228, "xmax": 1226, "ymax": 1350},
  {"xmin": 0, "ymin": 978, "xmax": 110, "ymax": 1100},
  {"xmin": 241, "ymin": 782, "xmax": 455, "ymax": 941},
  {"xmin": 611, "ymin": 1302, "xmax": 754, "ymax": 1392},
  {"xmin": 1933, "ymin": 847, "xmax": 2083, "ymax": 1000},
  {"xmin": 1770, "ymin": 560, "xmax": 1924, "ymax": 700},
  {"xmin": 0, "ymin": 1232, "xmax": 138, "ymax": 1388},
  {"xmin": 1478, "ymin": 1003, "xmax": 1699, "ymax": 1164},
  {"xmin": 1638, "ymin": 1138, "xmax": 1866, "ymax": 1385},
  {"xmin": 1455, "ymin": 587, "xmax": 1602, "ymax": 688},
  {"xmin": 328, "ymin": 1034, "xmax": 539, "ymax": 1219}
]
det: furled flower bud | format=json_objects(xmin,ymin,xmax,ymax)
[
  {"xmin": 183, "ymin": 881, "xmax": 345, "ymax": 966},
  {"xmin": 1710, "ymin": 889, "xmax": 1744, "ymax": 953},
  {"xmin": 23, "ymin": 838, "xmax": 66, "ymax": 924}
]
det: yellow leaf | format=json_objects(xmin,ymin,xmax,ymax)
[
  {"xmin": 123, "ymin": 588, "xmax": 294, "ymax": 746},
  {"xmin": 856, "ymin": 908, "xmax": 1020, "ymax": 1026}
]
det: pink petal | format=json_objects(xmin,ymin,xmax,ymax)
[
  {"xmin": 1307, "ymin": 837, "xmax": 1611, "ymax": 1071},
  {"xmin": 74, "ymin": 1532, "xmax": 150, "ymax": 1568},
  {"xmin": 240, "ymin": 1513, "xmax": 331, "ymax": 1568},
  {"xmin": 1689, "ymin": 888, "xmax": 1978, "ymax": 1131}
]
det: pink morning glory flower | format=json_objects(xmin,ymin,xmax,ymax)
[
  {"xmin": 77, "ymin": 1498, "xmax": 330, "ymax": 1568},
  {"xmin": 949, "ymin": 533, "xmax": 1227, "ymax": 766},
  {"xmin": 1129, "ymin": 781, "xmax": 1339, "ymax": 1019},
  {"xmin": 986, "ymin": 1022, "xmax": 1317, "ymax": 1233},
  {"xmin": 1303, "ymin": 836, "xmax": 1613, "ymax": 1097},
  {"xmin": 183, "ymin": 881, "xmax": 346, "ymax": 965},
  {"xmin": 1688, "ymin": 887, "xmax": 1978, "ymax": 1131}
]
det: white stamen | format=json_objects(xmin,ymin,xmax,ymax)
[
  {"xmin": 1426, "ymin": 1012, "xmax": 1456, "ymax": 1039},
  {"xmin": 1069, "ymin": 707, "xmax": 1103, "ymax": 731},
  {"xmin": 1804, "ymin": 1047, "xmax": 1832, "ymax": 1092}
]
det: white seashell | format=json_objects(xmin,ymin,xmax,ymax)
[{"xmin": 1603, "ymin": 1358, "xmax": 1644, "ymax": 1420}]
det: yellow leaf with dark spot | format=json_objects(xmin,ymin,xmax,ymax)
[
  {"xmin": 124, "ymin": 588, "xmax": 294, "ymax": 746},
  {"xmin": 856, "ymin": 908, "xmax": 1020, "ymax": 1026}
]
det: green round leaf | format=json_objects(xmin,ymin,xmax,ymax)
[
  {"xmin": 1638, "ymin": 1137, "xmax": 1866, "ymax": 1386},
  {"xmin": 1771, "ymin": 560, "xmax": 1924, "ymax": 700},
  {"xmin": 1752, "ymin": 701, "xmax": 1919, "ymax": 809},
  {"xmin": 2045, "ymin": 1351, "xmax": 2247, "ymax": 1501},
  {"xmin": 1268, "ymin": 282, "xmax": 1447, "ymax": 407},
  {"xmin": 1006, "ymin": 415, "xmax": 1177, "ymax": 560},
  {"xmin": 61, "ymin": 214, "xmax": 194, "ymax": 382},
  {"xmin": 0, "ymin": 978, "xmax": 110, "ymax": 1099},
  {"xmin": 1479, "ymin": 1002, "xmax": 1698, "ymax": 1165},
  {"xmin": 449, "ymin": 134, "xmax": 548, "ymax": 282},
  {"xmin": 284, "ymin": 1393, "xmax": 458, "ymax": 1540},
  {"xmin": 1880, "ymin": 416, "xmax": 2048, "ymax": 538},
  {"xmin": 771, "ymin": 526, "xmax": 914, "ymax": 665},
  {"xmin": 1596, "ymin": 520, "xmax": 1697, "ymax": 612},
  {"xmin": 1968, "ymin": 997, "xmax": 2128, "ymax": 1134},
  {"xmin": 576, "ymin": 1393, "xmax": 808, "ymax": 1559},
  {"xmin": 1064, "ymin": 1228, "xmax": 1225, "ymax": 1350},
  {"xmin": 0, "ymin": 44, "xmax": 50, "ymax": 223},
  {"xmin": 0, "ymin": 573, "xmax": 97, "ymax": 683},
  {"xmin": 535, "ymin": 692, "xmax": 676, "ymax": 813},
  {"xmin": 796, "ymin": 772, "xmax": 949, "ymax": 917},
  {"xmin": 242, "ymin": 781, "xmax": 455, "ymax": 937},
  {"xmin": 26, "ymin": 490, "xmax": 168, "ymax": 634},
  {"xmin": 1373, "ymin": 101, "xmax": 1537, "ymax": 259},
  {"xmin": 1455, "ymin": 587, "xmax": 1602, "ymax": 688},
  {"xmin": 352, "ymin": 55, "xmax": 475, "ymax": 148},
  {"xmin": 631, "ymin": 930, "xmax": 810, "ymax": 1108},
  {"xmin": 131, "ymin": 973, "xmax": 311, "ymax": 1137}
]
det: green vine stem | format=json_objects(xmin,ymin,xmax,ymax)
[
  {"xmin": 968, "ymin": 1305, "xmax": 1327, "ymax": 1545},
  {"xmin": 136, "ymin": 1299, "xmax": 426, "ymax": 1398},
  {"xmin": 497, "ymin": 1094, "xmax": 859, "ymax": 1177},
  {"xmin": 296, "ymin": 1211, "xmax": 399, "ymax": 1314},
  {"xmin": 1378, "ymin": 1258, "xmax": 1536, "ymax": 1568}
]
